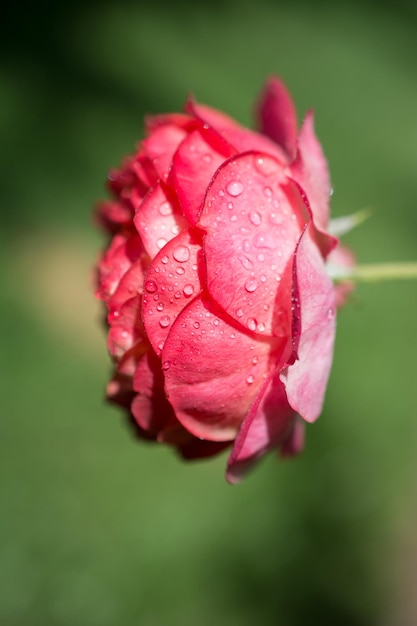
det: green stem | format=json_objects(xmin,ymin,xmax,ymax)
[{"xmin": 333, "ymin": 262, "xmax": 417, "ymax": 283}]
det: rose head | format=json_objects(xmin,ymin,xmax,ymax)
[{"xmin": 94, "ymin": 76, "xmax": 348, "ymax": 483}]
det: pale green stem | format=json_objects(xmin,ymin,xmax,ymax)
[{"xmin": 331, "ymin": 262, "xmax": 417, "ymax": 283}]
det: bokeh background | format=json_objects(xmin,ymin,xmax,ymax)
[{"xmin": 1, "ymin": 1, "xmax": 417, "ymax": 624}]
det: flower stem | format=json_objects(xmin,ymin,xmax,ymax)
[{"xmin": 333, "ymin": 262, "xmax": 417, "ymax": 283}]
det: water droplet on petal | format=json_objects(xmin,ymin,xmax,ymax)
[
  {"xmin": 176, "ymin": 267, "xmax": 185, "ymax": 275},
  {"xmin": 252, "ymin": 356, "xmax": 258, "ymax": 365},
  {"xmin": 213, "ymin": 319, "xmax": 219, "ymax": 326},
  {"xmin": 157, "ymin": 238, "xmax": 167, "ymax": 249},
  {"xmin": 257, "ymin": 322, "xmax": 266, "ymax": 332},
  {"xmin": 246, "ymin": 375, "xmax": 255, "ymax": 385},
  {"xmin": 260, "ymin": 274, "xmax": 266, "ymax": 283},
  {"xmin": 183, "ymin": 284, "xmax": 194, "ymax": 297},
  {"xmin": 159, "ymin": 201, "xmax": 172, "ymax": 216},
  {"xmin": 203, "ymin": 153, "xmax": 212, "ymax": 163},
  {"xmin": 161, "ymin": 255, "xmax": 169, "ymax": 264},
  {"xmin": 236, "ymin": 308, "xmax": 244, "ymax": 318},
  {"xmin": 263, "ymin": 186, "xmax": 273, "ymax": 197},
  {"xmin": 230, "ymin": 214, "xmax": 237, "ymax": 222},
  {"xmin": 247, "ymin": 318, "xmax": 257, "ymax": 331},
  {"xmin": 156, "ymin": 303, "xmax": 164, "ymax": 312},
  {"xmin": 249, "ymin": 210, "xmax": 262, "ymax": 226},
  {"xmin": 145, "ymin": 280, "xmax": 158, "ymax": 293},
  {"xmin": 226, "ymin": 180, "xmax": 244, "ymax": 197},
  {"xmin": 173, "ymin": 245, "xmax": 190, "ymax": 263},
  {"xmin": 245, "ymin": 278, "xmax": 258, "ymax": 293},
  {"xmin": 327, "ymin": 307, "xmax": 335, "ymax": 319},
  {"xmin": 193, "ymin": 321, "xmax": 200, "ymax": 329},
  {"xmin": 159, "ymin": 315, "xmax": 171, "ymax": 328},
  {"xmin": 227, "ymin": 202, "xmax": 233, "ymax": 210},
  {"xmin": 162, "ymin": 361, "xmax": 170, "ymax": 370},
  {"xmin": 238, "ymin": 254, "xmax": 253, "ymax": 270}
]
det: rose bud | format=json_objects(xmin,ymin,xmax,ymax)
[{"xmin": 94, "ymin": 76, "xmax": 348, "ymax": 483}]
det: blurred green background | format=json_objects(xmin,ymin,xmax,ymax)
[{"xmin": 1, "ymin": 1, "xmax": 417, "ymax": 624}]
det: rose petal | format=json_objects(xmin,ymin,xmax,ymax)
[
  {"xmin": 163, "ymin": 296, "xmax": 280, "ymax": 441},
  {"xmin": 131, "ymin": 350, "xmax": 178, "ymax": 437},
  {"xmin": 198, "ymin": 152, "xmax": 306, "ymax": 336},
  {"xmin": 280, "ymin": 415, "xmax": 305, "ymax": 457},
  {"xmin": 256, "ymin": 76, "xmax": 298, "ymax": 160},
  {"xmin": 134, "ymin": 182, "xmax": 188, "ymax": 260},
  {"xmin": 142, "ymin": 124, "xmax": 188, "ymax": 181},
  {"xmin": 107, "ymin": 295, "xmax": 145, "ymax": 360},
  {"xmin": 108, "ymin": 255, "xmax": 149, "ymax": 316},
  {"xmin": 282, "ymin": 225, "xmax": 336, "ymax": 422},
  {"xmin": 187, "ymin": 98, "xmax": 287, "ymax": 163},
  {"xmin": 95, "ymin": 200, "xmax": 134, "ymax": 233},
  {"xmin": 171, "ymin": 127, "xmax": 235, "ymax": 225},
  {"xmin": 226, "ymin": 360, "xmax": 295, "ymax": 483},
  {"xmin": 142, "ymin": 229, "xmax": 203, "ymax": 357},
  {"xmin": 96, "ymin": 233, "xmax": 143, "ymax": 302},
  {"xmin": 290, "ymin": 111, "xmax": 331, "ymax": 231}
]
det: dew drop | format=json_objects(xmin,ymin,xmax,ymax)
[
  {"xmin": 230, "ymin": 333, "xmax": 236, "ymax": 339},
  {"xmin": 238, "ymin": 254, "xmax": 253, "ymax": 270},
  {"xmin": 254, "ymin": 156, "xmax": 276, "ymax": 176},
  {"xmin": 159, "ymin": 201, "xmax": 172, "ymax": 216},
  {"xmin": 260, "ymin": 274, "xmax": 267, "ymax": 283},
  {"xmin": 158, "ymin": 342, "xmax": 164, "ymax": 351},
  {"xmin": 213, "ymin": 319, "xmax": 219, "ymax": 326},
  {"xmin": 171, "ymin": 224, "xmax": 180, "ymax": 235},
  {"xmin": 176, "ymin": 267, "xmax": 185, "ymax": 275},
  {"xmin": 202, "ymin": 153, "xmax": 212, "ymax": 163},
  {"xmin": 227, "ymin": 202, "xmax": 234, "ymax": 210},
  {"xmin": 257, "ymin": 322, "xmax": 266, "ymax": 332},
  {"xmin": 159, "ymin": 315, "xmax": 171, "ymax": 328},
  {"xmin": 230, "ymin": 214, "xmax": 237, "ymax": 222},
  {"xmin": 183, "ymin": 284, "xmax": 194, "ymax": 297},
  {"xmin": 173, "ymin": 245, "xmax": 190, "ymax": 263},
  {"xmin": 252, "ymin": 356, "xmax": 259, "ymax": 365},
  {"xmin": 157, "ymin": 237, "xmax": 167, "ymax": 249},
  {"xmin": 245, "ymin": 278, "xmax": 258, "ymax": 293},
  {"xmin": 236, "ymin": 308, "xmax": 244, "ymax": 318},
  {"xmin": 145, "ymin": 280, "xmax": 157, "ymax": 293},
  {"xmin": 249, "ymin": 210, "xmax": 262, "ymax": 226},
  {"xmin": 193, "ymin": 321, "xmax": 200, "ymax": 329},
  {"xmin": 226, "ymin": 180, "xmax": 244, "ymax": 197},
  {"xmin": 161, "ymin": 255, "xmax": 169, "ymax": 264},
  {"xmin": 156, "ymin": 303, "xmax": 164, "ymax": 312},
  {"xmin": 327, "ymin": 307, "xmax": 335, "ymax": 319},
  {"xmin": 257, "ymin": 253, "xmax": 265, "ymax": 262},
  {"xmin": 253, "ymin": 232, "xmax": 274, "ymax": 249},
  {"xmin": 263, "ymin": 186, "xmax": 273, "ymax": 197},
  {"xmin": 243, "ymin": 239, "xmax": 251, "ymax": 253},
  {"xmin": 246, "ymin": 375, "xmax": 255, "ymax": 385},
  {"xmin": 162, "ymin": 361, "xmax": 170, "ymax": 370},
  {"xmin": 247, "ymin": 318, "xmax": 257, "ymax": 331}
]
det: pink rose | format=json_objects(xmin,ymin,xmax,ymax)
[{"xmin": 94, "ymin": 76, "xmax": 344, "ymax": 483}]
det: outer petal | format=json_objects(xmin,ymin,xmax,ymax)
[
  {"xmin": 281, "ymin": 225, "xmax": 336, "ymax": 422},
  {"xmin": 171, "ymin": 127, "xmax": 235, "ymax": 225},
  {"xmin": 187, "ymin": 99, "xmax": 287, "ymax": 163},
  {"xmin": 141, "ymin": 229, "xmax": 203, "ymax": 357},
  {"xmin": 226, "ymin": 356, "xmax": 294, "ymax": 484},
  {"xmin": 131, "ymin": 350, "xmax": 178, "ymax": 437},
  {"xmin": 96, "ymin": 233, "xmax": 143, "ymax": 302},
  {"xmin": 107, "ymin": 295, "xmax": 145, "ymax": 360},
  {"xmin": 198, "ymin": 152, "xmax": 306, "ymax": 336},
  {"xmin": 142, "ymin": 124, "xmax": 188, "ymax": 181},
  {"xmin": 134, "ymin": 183, "xmax": 188, "ymax": 260},
  {"xmin": 256, "ymin": 76, "xmax": 298, "ymax": 160},
  {"xmin": 290, "ymin": 111, "xmax": 331, "ymax": 231},
  {"xmin": 163, "ymin": 296, "xmax": 280, "ymax": 441}
]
